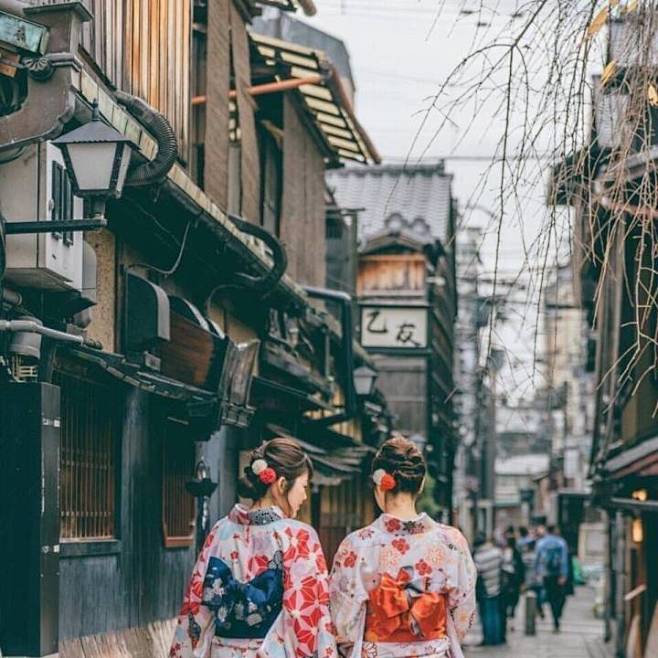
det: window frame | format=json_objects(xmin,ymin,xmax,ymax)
[
  {"xmin": 55, "ymin": 367, "xmax": 121, "ymax": 545},
  {"xmin": 161, "ymin": 417, "xmax": 196, "ymax": 549}
]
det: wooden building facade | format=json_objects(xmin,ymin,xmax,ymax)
[
  {"xmin": 0, "ymin": 1, "xmax": 381, "ymax": 656},
  {"xmin": 550, "ymin": 13, "xmax": 658, "ymax": 657}
]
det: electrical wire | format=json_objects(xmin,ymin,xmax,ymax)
[{"xmin": 130, "ymin": 219, "xmax": 194, "ymax": 277}]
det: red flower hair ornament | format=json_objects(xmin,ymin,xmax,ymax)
[
  {"xmin": 252, "ymin": 459, "xmax": 277, "ymax": 485},
  {"xmin": 372, "ymin": 468, "xmax": 396, "ymax": 491}
]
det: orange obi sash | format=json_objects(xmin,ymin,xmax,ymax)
[{"xmin": 364, "ymin": 568, "xmax": 448, "ymax": 643}]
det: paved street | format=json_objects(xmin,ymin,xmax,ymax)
[{"xmin": 464, "ymin": 586, "xmax": 607, "ymax": 658}]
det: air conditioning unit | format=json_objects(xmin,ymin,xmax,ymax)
[{"xmin": 1, "ymin": 141, "xmax": 84, "ymax": 290}]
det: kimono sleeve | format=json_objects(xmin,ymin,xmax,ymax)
[
  {"xmin": 329, "ymin": 536, "xmax": 368, "ymax": 658},
  {"xmin": 169, "ymin": 530, "xmax": 218, "ymax": 658},
  {"xmin": 259, "ymin": 524, "xmax": 338, "ymax": 658},
  {"xmin": 445, "ymin": 530, "xmax": 477, "ymax": 642}
]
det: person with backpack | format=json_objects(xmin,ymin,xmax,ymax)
[{"xmin": 534, "ymin": 525, "xmax": 569, "ymax": 632}]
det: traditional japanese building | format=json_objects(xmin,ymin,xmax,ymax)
[
  {"xmin": 0, "ymin": 1, "xmax": 382, "ymax": 656},
  {"xmin": 327, "ymin": 162, "xmax": 459, "ymax": 519},
  {"xmin": 550, "ymin": 11, "xmax": 658, "ymax": 657}
]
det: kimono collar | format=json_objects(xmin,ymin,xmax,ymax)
[
  {"xmin": 229, "ymin": 503, "xmax": 286, "ymax": 526},
  {"xmin": 376, "ymin": 512, "xmax": 433, "ymax": 536}
]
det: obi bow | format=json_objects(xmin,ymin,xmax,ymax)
[
  {"xmin": 202, "ymin": 554, "xmax": 283, "ymax": 638},
  {"xmin": 366, "ymin": 567, "xmax": 447, "ymax": 642}
]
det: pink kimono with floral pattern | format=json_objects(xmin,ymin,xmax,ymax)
[
  {"xmin": 170, "ymin": 505, "xmax": 338, "ymax": 658},
  {"xmin": 330, "ymin": 514, "xmax": 476, "ymax": 658}
]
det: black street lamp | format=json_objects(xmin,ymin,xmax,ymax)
[
  {"xmin": 2, "ymin": 101, "xmax": 137, "ymax": 239},
  {"xmin": 52, "ymin": 102, "xmax": 136, "ymax": 210},
  {"xmin": 185, "ymin": 459, "xmax": 218, "ymax": 554}
]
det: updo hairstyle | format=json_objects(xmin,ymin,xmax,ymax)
[
  {"xmin": 371, "ymin": 435, "xmax": 426, "ymax": 496},
  {"xmin": 238, "ymin": 437, "xmax": 313, "ymax": 501}
]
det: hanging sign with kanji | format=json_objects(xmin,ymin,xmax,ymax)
[{"xmin": 360, "ymin": 305, "xmax": 428, "ymax": 349}]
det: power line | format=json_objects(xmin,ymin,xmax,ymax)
[
  {"xmin": 380, "ymin": 153, "xmax": 557, "ymax": 161},
  {"xmin": 318, "ymin": 0, "xmax": 525, "ymax": 19}
]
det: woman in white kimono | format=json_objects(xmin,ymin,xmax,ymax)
[
  {"xmin": 170, "ymin": 437, "xmax": 338, "ymax": 658},
  {"xmin": 330, "ymin": 437, "xmax": 476, "ymax": 658}
]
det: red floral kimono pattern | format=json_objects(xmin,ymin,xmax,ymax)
[
  {"xmin": 170, "ymin": 505, "xmax": 338, "ymax": 658},
  {"xmin": 330, "ymin": 514, "xmax": 476, "ymax": 658}
]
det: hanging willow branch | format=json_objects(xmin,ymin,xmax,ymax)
[{"xmin": 411, "ymin": 0, "xmax": 658, "ymax": 430}]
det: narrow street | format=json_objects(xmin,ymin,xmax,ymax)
[
  {"xmin": 2, "ymin": 2, "xmax": 658, "ymax": 657},
  {"xmin": 465, "ymin": 587, "xmax": 606, "ymax": 658}
]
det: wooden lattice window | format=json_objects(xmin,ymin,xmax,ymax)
[
  {"xmin": 162, "ymin": 420, "xmax": 195, "ymax": 548},
  {"xmin": 55, "ymin": 370, "xmax": 119, "ymax": 541}
]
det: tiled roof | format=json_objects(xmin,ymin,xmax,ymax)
[{"xmin": 326, "ymin": 163, "xmax": 453, "ymax": 245}]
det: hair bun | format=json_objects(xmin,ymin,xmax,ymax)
[
  {"xmin": 237, "ymin": 438, "xmax": 314, "ymax": 502},
  {"xmin": 372, "ymin": 435, "xmax": 426, "ymax": 495}
]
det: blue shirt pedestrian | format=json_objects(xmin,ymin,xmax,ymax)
[{"xmin": 535, "ymin": 532, "xmax": 569, "ymax": 580}]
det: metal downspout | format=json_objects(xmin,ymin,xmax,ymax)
[{"xmin": 304, "ymin": 286, "xmax": 357, "ymax": 425}]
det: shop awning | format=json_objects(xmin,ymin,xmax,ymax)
[
  {"xmin": 61, "ymin": 345, "xmax": 233, "ymax": 434},
  {"xmin": 249, "ymin": 32, "xmax": 380, "ymax": 166},
  {"xmin": 66, "ymin": 345, "xmax": 217, "ymax": 404},
  {"xmin": 299, "ymin": 422, "xmax": 368, "ymax": 450},
  {"xmin": 604, "ymin": 435, "xmax": 658, "ymax": 478},
  {"xmin": 265, "ymin": 423, "xmax": 372, "ymax": 486},
  {"xmin": 251, "ymin": 375, "xmax": 334, "ymax": 412}
]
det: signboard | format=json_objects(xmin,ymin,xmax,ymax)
[
  {"xmin": 0, "ymin": 11, "xmax": 49, "ymax": 55},
  {"xmin": 360, "ymin": 305, "xmax": 428, "ymax": 349}
]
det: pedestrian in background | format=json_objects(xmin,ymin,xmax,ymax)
[
  {"xmin": 534, "ymin": 524, "xmax": 569, "ymax": 632},
  {"xmin": 473, "ymin": 533, "xmax": 505, "ymax": 646},
  {"xmin": 518, "ymin": 530, "xmax": 544, "ymax": 619},
  {"xmin": 501, "ymin": 534, "xmax": 525, "ymax": 630},
  {"xmin": 517, "ymin": 526, "xmax": 532, "ymax": 551}
]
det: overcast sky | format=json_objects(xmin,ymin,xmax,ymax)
[{"xmin": 301, "ymin": 1, "xmax": 604, "ymax": 404}]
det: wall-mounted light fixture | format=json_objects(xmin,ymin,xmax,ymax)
[
  {"xmin": 632, "ymin": 517, "xmax": 644, "ymax": 544},
  {"xmin": 2, "ymin": 101, "xmax": 136, "ymax": 241},
  {"xmin": 354, "ymin": 364, "xmax": 377, "ymax": 397},
  {"xmin": 52, "ymin": 100, "xmax": 136, "ymax": 218},
  {"xmin": 185, "ymin": 459, "xmax": 218, "ymax": 553}
]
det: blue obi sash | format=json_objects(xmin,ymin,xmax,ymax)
[{"xmin": 201, "ymin": 551, "xmax": 284, "ymax": 639}]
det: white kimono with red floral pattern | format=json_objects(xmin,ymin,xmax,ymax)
[
  {"xmin": 170, "ymin": 505, "xmax": 338, "ymax": 658},
  {"xmin": 330, "ymin": 514, "xmax": 476, "ymax": 658}
]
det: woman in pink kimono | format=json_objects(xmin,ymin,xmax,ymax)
[
  {"xmin": 170, "ymin": 437, "xmax": 338, "ymax": 658},
  {"xmin": 330, "ymin": 437, "xmax": 476, "ymax": 658}
]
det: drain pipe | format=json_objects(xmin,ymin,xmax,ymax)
[
  {"xmin": 0, "ymin": 319, "xmax": 101, "ymax": 348},
  {"xmin": 304, "ymin": 286, "xmax": 357, "ymax": 425},
  {"xmin": 229, "ymin": 213, "xmax": 288, "ymax": 293},
  {"xmin": 0, "ymin": 319, "xmax": 85, "ymax": 344},
  {"xmin": 1, "ymin": 288, "xmax": 22, "ymax": 306},
  {"xmin": 114, "ymin": 91, "xmax": 178, "ymax": 186}
]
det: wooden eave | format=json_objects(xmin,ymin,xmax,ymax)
[{"xmin": 248, "ymin": 31, "xmax": 380, "ymax": 166}]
